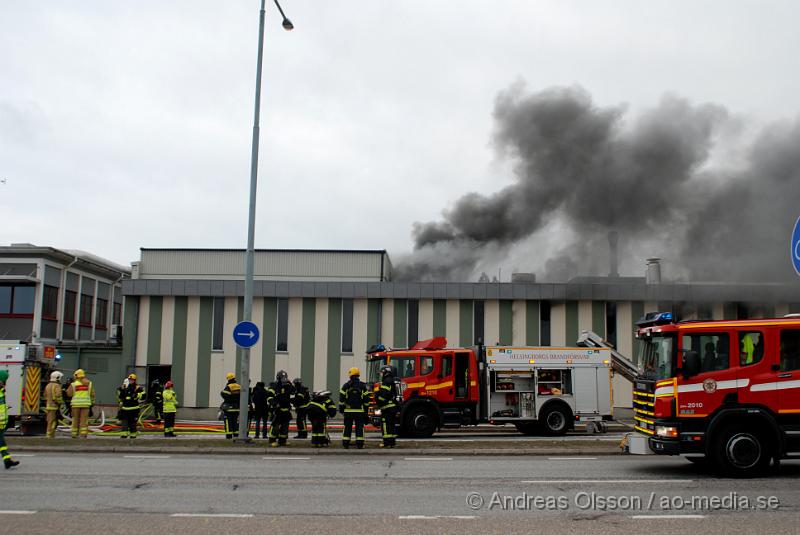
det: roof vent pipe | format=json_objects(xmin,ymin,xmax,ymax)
[{"xmin": 646, "ymin": 258, "xmax": 661, "ymax": 284}]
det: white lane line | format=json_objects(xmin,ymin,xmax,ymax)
[
  {"xmin": 171, "ymin": 513, "xmax": 254, "ymax": 518},
  {"xmin": 403, "ymin": 457, "xmax": 453, "ymax": 461},
  {"xmin": 547, "ymin": 457, "xmax": 597, "ymax": 460},
  {"xmin": 11, "ymin": 454, "xmax": 36, "ymax": 457},
  {"xmin": 521, "ymin": 479, "xmax": 694, "ymax": 484},
  {"xmin": 0, "ymin": 511, "xmax": 37, "ymax": 515},
  {"xmin": 398, "ymin": 516, "xmax": 476, "ymax": 520},
  {"xmin": 261, "ymin": 457, "xmax": 310, "ymax": 460},
  {"xmin": 123, "ymin": 455, "xmax": 171, "ymax": 459},
  {"xmin": 630, "ymin": 515, "xmax": 706, "ymax": 520}
]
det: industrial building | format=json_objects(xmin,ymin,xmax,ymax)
[{"xmin": 121, "ymin": 248, "xmax": 800, "ymax": 412}]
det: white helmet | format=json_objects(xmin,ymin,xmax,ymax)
[{"xmin": 50, "ymin": 371, "xmax": 63, "ymax": 382}]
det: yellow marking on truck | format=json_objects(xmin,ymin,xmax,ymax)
[
  {"xmin": 634, "ymin": 425, "xmax": 654, "ymax": 435},
  {"xmin": 24, "ymin": 366, "xmax": 41, "ymax": 414}
]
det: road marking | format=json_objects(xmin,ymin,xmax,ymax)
[
  {"xmin": 629, "ymin": 515, "xmax": 706, "ymax": 520},
  {"xmin": 0, "ymin": 511, "xmax": 37, "ymax": 515},
  {"xmin": 12, "ymin": 454, "xmax": 36, "ymax": 457},
  {"xmin": 403, "ymin": 457, "xmax": 453, "ymax": 461},
  {"xmin": 547, "ymin": 457, "xmax": 597, "ymax": 460},
  {"xmin": 261, "ymin": 456, "xmax": 310, "ymax": 460},
  {"xmin": 399, "ymin": 515, "xmax": 476, "ymax": 520},
  {"xmin": 171, "ymin": 513, "xmax": 254, "ymax": 518},
  {"xmin": 123, "ymin": 455, "xmax": 171, "ymax": 459},
  {"xmin": 521, "ymin": 479, "xmax": 694, "ymax": 484}
]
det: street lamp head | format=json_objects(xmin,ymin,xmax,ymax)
[{"xmin": 282, "ymin": 17, "xmax": 294, "ymax": 31}]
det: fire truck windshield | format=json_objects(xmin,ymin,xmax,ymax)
[
  {"xmin": 367, "ymin": 357, "xmax": 387, "ymax": 385},
  {"xmin": 637, "ymin": 333, "xmax": 676, "ymax": 380}
]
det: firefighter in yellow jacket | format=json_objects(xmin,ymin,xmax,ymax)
[
  {"xmin": 44, "ymin": 371, "xmax": 64, "ymax": 438},
  {"xmin": 66, "ymin": 369, "xmax": 95, "ymax": 438},
  {"xmin": 0, "ymin": 370, "xmax": 20, "ymax": 468},
  {"xmin": 162, "ymin": 380, "xmax": 178, "ymax": 437},
  {"xmin": 220, "ymin": 373, "xmax": 241, "ymax": 439}
]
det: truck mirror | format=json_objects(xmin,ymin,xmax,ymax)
[{"xmin": 683, "ymin": 351, "xmax": 700, "ymax": 378}]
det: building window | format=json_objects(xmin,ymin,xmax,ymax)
[
  {"xmin": 79, "ymin": 294, "xmax": 93, "ymax": 326},
  {"xmin": 407, "ymin": 299, "xmax": 419, "ymax": 346},
  {"xmin": 341, "ymin": 298, "xmax": 353, "ymax": 353},
  {"xmin": 42, "ymin": 285, "xmax": 59, "ymax": 320},
  {"xmin": 473, "ymin": 300, "xmax": 485, "ymax": 345},
  {"xmin": 64, "ymin": 290, "xmax": 77, "ymax": 323},
  {"xmin": 95, "ymin": 298, "xmax": 108, "ymax": 329},
  {"xmin": 540, "ymin": 301, "xmax": 551, "ymax": 346},
  {"xmin": 276, "ymin": 298, "xmax": 289, "ymax": 352},
  {"xmin": 0, "ymin": 285, "xmax": 35, "ymax": 316},
  {"xmin": 113, "ymin": 302, "xmax": 122, "ymax": 325},
  {"xmin": 605, "ymin": 302, "xmax": 617, "ymax": 347},
  {"xmin": 212, "ymin": 297, "xmax": 225, "ymax": 351}
]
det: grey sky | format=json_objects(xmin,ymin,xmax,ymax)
[{"xmin": 2, "ymin": 1, "xmax": 799, "ymax": 276}]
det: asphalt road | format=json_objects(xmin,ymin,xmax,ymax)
[{"xmin": 1, "ymin": 453, "xmax": 798, "ymax": 534}]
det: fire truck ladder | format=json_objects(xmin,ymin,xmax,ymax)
[{"xmin": 576, "ymin": 330, "xmax": 638, "ymax": 383}]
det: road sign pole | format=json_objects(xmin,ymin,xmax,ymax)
[{"xmin": 238, "ymin": 0, "xmax": 268, "ymax": 442}]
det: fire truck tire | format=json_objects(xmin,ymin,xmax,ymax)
[
  {"xmin": 540, "ymin": 404, "xmax": 571, "ymax": 436},
  {"xmin": 402, "ymin": 405, "xmax": 438, "ymax": 438},
  {"xmin": 711, "ymin": 424, "xmax": 770, "ymax": 478}
]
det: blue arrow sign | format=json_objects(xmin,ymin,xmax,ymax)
[
  {"xmin": 792, "ymin": 216, "xmax": 800, "ymax": 277},
  {"xmin": 233, "ymin": 321, "xmax": 260, "ymax": 349}
]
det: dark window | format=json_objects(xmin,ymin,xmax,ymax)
[
  {"xmin": 0, "ymin": 285, "xmax": 37, "ymax": 315},
  {"xmin": 420, "ymin": 356, "xmax": 434, "ymax": 375},
  {"xmin": 682, "ymin": 332, "xmax": 730, "ymax": 373},
  {"xmin": 341, "ymin": 298, "xmax": 353, "ymax": 353},
  {"xmin": 540, "ymin": 301, "xmax": 551, "ymax": 346},
  {"xmin": 780, "ymin": 330, "xmax": 800, "ymax": 371},
  {"xmin": 739, "ymin": 331, "xmax": 764, "ymax": 366},
  {"xmin": 473, "ymin": 300, "xmax": 485, "ymax": 345},
  {"xmin": 441, "ymin": 355, "xmax": 453, "ymax": 378},
  {"xmin": 79, "ymin": 294, "xmax": 93, "ymax": 326},
  {"xmin": 113, "ymin": 302, "xmax": 122, "ymax": 325},
  {"xmin": 95, "ymin": 298, "xmax": 108, "ymax": 329},
  {"xmin": 64, "ymin": 290, "xmax": 77, "ymax": 323},
  {"xmin": 276, "ymin": 298, "xmax": 289, "ymax": 352},
  {"xmin": 212, "ymin": 297, "xmax": 225, "ymax": 350},
  {"xmin": 605, "ymin": 302, "xmax": 617, "ymax": 347},
  {"xmin": 408, "ymin": 299, "xmax": 419, "ymax": 346},
  {"xmin": 42, "ymin": 285, "xmax": 59, "ymax": 319},
  {"xmin": 391, "ymin": 356, "xmax": 416, "ymax": 379},
  {"xmin": 696, "ymin": 303, "xmax": 713, "ymax": 320}
]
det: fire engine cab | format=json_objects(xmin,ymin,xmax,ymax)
[
  {"xmin": 365, "ymin": 337, "xmax": 614, "ymax": 438},
  {"xmin": 627, "ymin": 313, "xmax": 800, "ymax": 476}
]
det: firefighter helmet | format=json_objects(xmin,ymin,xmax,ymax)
[
  {"xmin": 50, "ymin": 371, "xmax": 63, "ymax": 382},
  {"xmin": 276, "ymin": 370, "xmax": 288, "ymax": 382},
  {"xmin": 380, "ymin": 365, "xmax": 394, "ymax": 377},
  {"xmin": 165, "ymin": 380, "xmax": 174, "ymax": 389},
  {"xmin": 293, "ymin": 377, "xmax": 303, "ymax": 386},
  {"xmin": 226, "ymin": 372, "xmax": 236, "ymax": 381},
  {"xmin": 348, "ymin": 367, "xmax": 360, "ymax": 377},
  {"xmin": 75, "ymin": 369, "xmax": 86, "ymax": 378},
  {"xmin": 128, "ymin": 373, "xmax": 137, "ymax": 381}
]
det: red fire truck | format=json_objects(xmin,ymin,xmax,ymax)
[
  {"xmin": 626, "ymin": 313, "xmax": 800, "ymax": 476},
  {"xmin": 365, "ymin": 337, "xmax": 614, "ymax": 438}
]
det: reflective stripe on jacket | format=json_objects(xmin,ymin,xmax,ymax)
[
  {"xmin": 70, "ymin": 380, "xmax": 94, "ymax": 408},
  {"xmin": 0, "ymin": 388, "xmax": 7, "ymax": 428}
]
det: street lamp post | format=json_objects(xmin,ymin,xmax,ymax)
[{"xmin": 238, "ymin": 0, "xmax": 293, "ymax": 441}]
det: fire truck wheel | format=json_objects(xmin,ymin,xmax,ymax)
[
  {"xmin": 540, "ymin": 404, "xmax": 570, "ymax": 436},
  {"xmin": 402, "ymin": 405, "xmax": 437, "ymax": 438},
  {"xmin": 712, "ymin": 425, "xmax": 770, "ymax": 477}
]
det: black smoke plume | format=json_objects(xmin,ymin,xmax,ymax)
[{"xmin": 394, "ymin": 83, "xmax": 800, "ymax": 283}]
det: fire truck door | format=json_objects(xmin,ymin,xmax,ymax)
[
  {"xmin": 777, "ymin": 329, "xmax": 800, "ymax": 414},
  {"xmin": 455, "ymin": 352, "xmax": 469, "ymax": 399}
]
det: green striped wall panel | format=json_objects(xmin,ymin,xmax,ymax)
[{"xmin": 147, "ymin": 296, "xmax": 163, "ymax": 365}]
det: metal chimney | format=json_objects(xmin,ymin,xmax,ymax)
[
  {"xmin": 646, "ymin": 258, "xmax": 662, "ymax": 284},
  {"xmin": 608, "ymin": 231, "xmax": 619, "ymax": 278}
]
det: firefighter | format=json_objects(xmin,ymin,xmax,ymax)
[
  {"xmin": 251, "ymin": 381, "xmax": 269, "ymax": 439},
  {"xmin": 150, "ymin": 379, "xmax": 164, "ymax": 422},
  {"xmin": 162, "ymin": 380, "xmax": 178, "ymax": 437},
  {"xmin": 66, "ymin": 369, "xmax": 95, "ymax": 438},
  {"xmin": 220, "ymin": 372, "xmax": 241, "ymax": 439},
  {"xmin": 44, "ymin": 370, "xmax": 64, "ymax": 439},
  {"xmin": 266, "ymin": 370, "xmax": 294, "ymax": 447},
  {"xmin": 307, "ymin": 391, "xmax": 337, "ymax": 447},
  {"xmin": 377, "ymin": 365, "xmax": 399, "ymax": 448},
  {"xmin": 0, "ymin": 370, "xmax": 19, "ymax": 469},
  {"xmin": 292, "ymin": 377, "xmax": 310, "ymax": 439},
  {"xmin": 117, "ymin": 373, "xmax": 145, "ymax": 438},
  {"xmin": 338, "ymin": 367, "xmax": 370, "ymax": 449}
]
